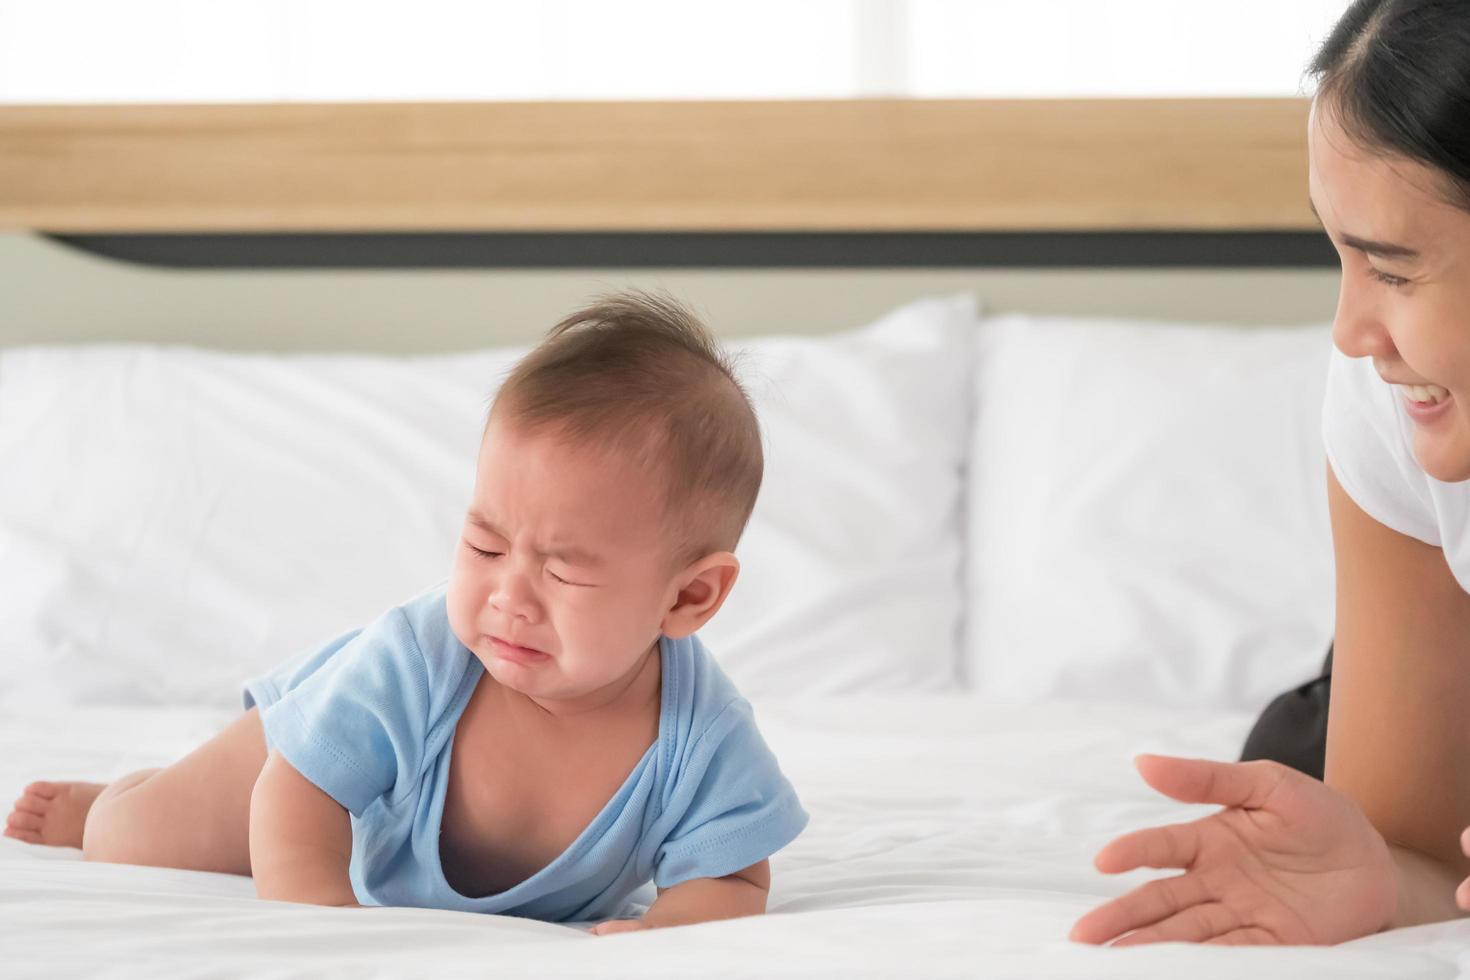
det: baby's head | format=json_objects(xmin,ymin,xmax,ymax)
[{"xmin": 446, "ymin": 291, "xmax": 762, "ymax": 705}]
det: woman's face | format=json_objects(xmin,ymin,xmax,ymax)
[{"xmin": 1309, "ymin": 101, "xmax": 1470, "ymax": 482}]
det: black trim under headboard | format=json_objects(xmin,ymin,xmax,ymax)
[{"xmin": 49, "ymin": 231, "xmax": 1337, "ymax": 270}]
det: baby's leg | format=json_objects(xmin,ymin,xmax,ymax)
[
  {"xmin": 6, "ymin": 707, "xmax": 268, "ymax": 876},
  {"xmin": 82, "ymin": 706, "xmax": 267, "ymax": 875},
  {"xmin": 81, "ymin": 706, "xmax": 267, "ymax": 875}
]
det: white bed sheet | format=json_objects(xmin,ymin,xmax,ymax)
[{"xmin": 3, "ymin": 697, "xmax": 1467, "ymax": 979}]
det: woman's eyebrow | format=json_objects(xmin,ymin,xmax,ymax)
[
  {"xmin": 1308, "ymin": 198, "xmax": 1420, "ymax": 260},
  {"xmin": 1341, "ymin": 232, "xmax": 1419, "ymax": 260}
]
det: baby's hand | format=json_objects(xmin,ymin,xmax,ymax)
[
  {"xmin": 1458, "ymin": 827, "xmax": 1470, "ymax": 911},
  {"xmin": 590, "ymin": 918, "xmax": 650, "ymax": 936}
]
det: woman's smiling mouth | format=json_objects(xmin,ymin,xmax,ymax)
[
  {"xmin": 1399, "ymin": 382, "xmax": 1450, "ymax": 405},
  {"xmin": 1398, "ymin": 383, "xmax": 1455, "ymax": 423}
]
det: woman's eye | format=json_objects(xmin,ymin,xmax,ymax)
[{"xmin": 1368, "ymin": 267, "xmax": 1408, "ymax": 288}]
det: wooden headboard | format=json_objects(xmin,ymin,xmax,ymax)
[
  {"xmin": 0, "ymin": 98, "xmax": 1335, "ymax": 351},
  {"xmin": 0, "ymin": 99, "xmax": 1313, "ymax": 234}
]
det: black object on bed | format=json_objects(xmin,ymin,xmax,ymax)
[{"xmin": 1240, "ymin": 645, "xmax": 1333, "ymax": 780}]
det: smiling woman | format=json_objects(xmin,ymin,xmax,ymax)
[
  {"xmin": 1309, "ymin": 97, "xmax": 1470, "ymax": 483},
  {"xmin": 1073, "ymin": 0, "xmax": 1470, "ymax": 948}
]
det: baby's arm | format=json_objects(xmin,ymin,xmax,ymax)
[
  {"xmin": 248, "ymin": 750, "xmax": 360, "ymax": 907},
  {"xmin": 591, "ymin": 859, "xmax": 770, "ymax": 935}
]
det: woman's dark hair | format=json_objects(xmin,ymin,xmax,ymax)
[{"xmin": 1312, "ymin": 0, "xmax": 1470, "ymax": 207}]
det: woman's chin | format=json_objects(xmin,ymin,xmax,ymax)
[{"xmin": 1413, "ymin": 424, "xmax": 1470, "ymax": 483}]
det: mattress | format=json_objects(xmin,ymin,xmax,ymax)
[{"xmin": 4, "ymin": 696, "xmax": 1466, "ymax": 979}]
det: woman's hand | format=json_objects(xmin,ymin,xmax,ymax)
[
  {"xmin": 589, "ymin": 918, "xmax": 650, "ymax": 936},
  {"xmin": 1070, "ymin": 754, "xmax": 1397, "ymax": 946},
  {"xmin": 1459, "ymin": 827, "xmax": 1470, "ymax": 910}
]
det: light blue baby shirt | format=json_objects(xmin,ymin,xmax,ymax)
[{"xmin": 243, "ymin": 584, "xmax": 807, "ymax": 922}]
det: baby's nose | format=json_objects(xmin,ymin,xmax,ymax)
[{"xmin": 488, "ymin": 572, "xmax": 540, "ymax": 621}]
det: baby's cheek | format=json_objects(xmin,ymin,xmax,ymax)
[
  {"xmin": 448, "ymin": 615, "xmax": 474, "ymax": 652},
  {"xmin": 445, "ymin": 604, "xmax": 471, "ymax": 650},
  {"xmin": 444, "ymin": 573, "xmax": 479, "ymax": 649}
]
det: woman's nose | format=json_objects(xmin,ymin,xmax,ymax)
[{"xmin": 1331, "ymin": 278, "xmax": 1396, "ymax": 361}]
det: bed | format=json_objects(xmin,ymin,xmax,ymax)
[
  {"xmin": 8, "ymin": 699, "xmax": 1468, "ymax": 979},
  {"xmin": 2, "ymin": 99, "xmax": 1466, "ymax": 978}
]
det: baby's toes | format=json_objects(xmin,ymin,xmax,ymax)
[
  {"xmin": 12, "ymin": 792, "xmax": 49, "ymax": 817},
  {"xmin": 23, "ymin": 782, "xmax": 59, "ymax": 801},
  {"xmin": 6, "ymin": 809, "xmax": 43, "ymax": 835},
  {"xmin": 3, "ymin": 823, "xmax": 42, "ymax": 843}
]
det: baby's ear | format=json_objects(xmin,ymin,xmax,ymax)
[{"xmin": 660, "ymin": 552, "xmax": 740, "ymax": 639}]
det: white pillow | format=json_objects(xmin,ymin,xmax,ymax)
[
  {"xmin": 705, "ymin": 296, "xmax": 975, "ymax": 694},
  {"xmin": 0, "ymin": 296, "xmax": 975, "ymax": 708},
  {"xmin": 963, "ymin": 314, "xmax": 1335, "ymax": 712},
  {"xmin": 0, "ymin": 345, "xmax": 517, "ymax": 708}
]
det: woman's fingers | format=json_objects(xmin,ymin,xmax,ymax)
[
  {"xmin": 1093, "ymin": 820, "xmax": 1202, "ymax": 874},
  {"xmin": 1072, "ymin": 757, "xmax": 1318, "ymax": 946},
  {"xmin": 1205, "ymin": 926, "xmax": 1279, "ymax": 945},
  {"xmin": 1108, "ymin": 901, "xmax": 1241, "ymax": 947},
  {"xmin": 1069, "ymin": 873, "xmax": 1209, "ymax": 945},
  {"xmin": 1134, "ymin": 755, "xmax": 1288, "ymax": 810}
]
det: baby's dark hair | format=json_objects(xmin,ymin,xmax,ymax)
[{"xmin": 490, "ymin": 290, "xmax": 763, "ymax": 565}]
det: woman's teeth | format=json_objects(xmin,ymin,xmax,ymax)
[{"xmin": 1401, "ymin": 383, "xmax": 1451, "ymax": 405}]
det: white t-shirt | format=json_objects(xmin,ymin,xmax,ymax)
[{"xmin": 1322, "ymin": 346, "xmax": 1470, "ymax": 592}]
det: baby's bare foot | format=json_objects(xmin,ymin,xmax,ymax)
[{"xmin": 5, "ymin": 781, "xmax": 106, "ymax": 848}]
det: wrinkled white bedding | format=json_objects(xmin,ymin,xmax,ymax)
[{"xmin": 3, "ymin": 696, "xmax": 1466, "ymax": 979}]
